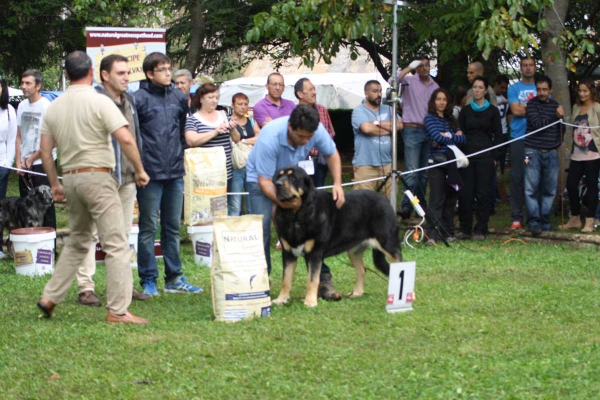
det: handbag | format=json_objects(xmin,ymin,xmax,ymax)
[
  {"xmin": 231, "ymin": 140, "xmax": 252, "ymax": 170},
  {"xmin": 447, "ymin": 145, "xmax": 469, "ymax": 169}
]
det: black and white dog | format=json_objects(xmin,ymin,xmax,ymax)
[{"xmin": 0, "ymin": 185, "xmax": 54, "ymax": 256}]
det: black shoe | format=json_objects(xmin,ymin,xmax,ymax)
[
  {"xmin": 455, "ymin": 232, "xmax": 471, "ymax": 240},
  {"xmin": 530, "ymin": 225, "xmax": 542, "ymax": 237},
  {"xmin": 398, "ymin": 209, "xmax": 411, "ymax": 220}
]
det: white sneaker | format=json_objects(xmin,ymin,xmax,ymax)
[{"xmin": 0, "ymin": 251, "xmax": 6, "ymax": 260}]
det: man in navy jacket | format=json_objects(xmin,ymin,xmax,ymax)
[{"xmin": 135, "ymin": 52, "xmax": 202, "ymax": 296}]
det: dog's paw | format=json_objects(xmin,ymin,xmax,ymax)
[
  {"xmin": 304, "ymin": 297, "xmax": 318, "ymax": 308},
  {"xmin": 272, "ymin": 296, "xmax": 290, "ymax": 305},
  {"xmin": 346, "ymin": 291, "xmax": 364, "ymax": 298}
]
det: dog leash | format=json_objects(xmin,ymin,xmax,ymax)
[{"xmin": 21, "ymin": 166, "xmax": 34, "ymax": 191}]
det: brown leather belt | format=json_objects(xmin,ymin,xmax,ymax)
[
  {"xmin": 64, "ymin": 167, "xmax": 111, "ymax": 175},
  {"xmin": 404, "ymin": 123, "xmax": 424, "ymax": 129}
]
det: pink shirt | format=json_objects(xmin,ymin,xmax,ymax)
[
  {"xmin": 252, "ymin": 96, "xmax": 296, "ymax": 127},
  {"xmin": 400, "ymin": 74, "xmax": 439, "ymax": 125}
]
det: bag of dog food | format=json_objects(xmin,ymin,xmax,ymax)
[
  {"xmin": 184, "ymin": 147, "xmax": 228, "ymax": 226},
  {"xmin": 211, "ymin": 215, "xmax": 271, "ymax": 322}
]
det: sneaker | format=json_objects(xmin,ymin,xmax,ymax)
[
  {"xmin": 425, "ymin": 238, "xmax": 437, "ymax": 246},
  {"xmin": 142, "ymin": 281, "xmax": 160, "ymax": 297},
  {"xmin": 473, "ymin": 233, "xmax": 485, "ymax": 241},
  {"xmin": 164, "ymin": 276, "xmax": 203, "ymax": 294},
  {"xmin": 276, "ymin": 240, "xmax": 282, "ymax": 250},
  {"xmin": 0, "ymin": 251, "xmax": 5, "ymax": 260},
  {"xmin": 446, "ymin": 236, "xmax": 458, "ymax": 243},
  {"xmin": 511, "ymin": 221, "xmax": 522, "ymax": 230}
]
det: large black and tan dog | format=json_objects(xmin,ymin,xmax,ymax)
[
  {"xmin": 0, "ymin": 185, "xmax": 54, "ymax": 255},
  {"xmin": 273, "ymin": 166, "xmax": 402, "ymax": 307}
]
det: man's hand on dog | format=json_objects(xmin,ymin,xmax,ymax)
[
  {"xmin": 332, "ymin": 184, "xmax": 345, "ymax": 209},
  {"xmin": 51, "ymin": 184, "xmax": 65, "ymax": 202},
  {"xmin": 135, "ymin": 170, "xmax": 150, "ymax": 187}
]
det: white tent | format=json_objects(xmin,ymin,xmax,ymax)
[
  {"xmin": 217, "ymin": 73, "xmax": 390, "ymax": 109},
  {"xmin": 9, "ymin": 87, "xmax": 23, "ymax": 97}
]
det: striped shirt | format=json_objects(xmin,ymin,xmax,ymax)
[
  {"xmin": 524, "ymin": 97, "xmax": 561, "ymax": 150},
  {"xmin": 424, "ymin": 113, "xmax": 466, "ymax": 155},
  {"xmin": 185, "ymin": 111, "xmax": 232, "ymax": 179}
]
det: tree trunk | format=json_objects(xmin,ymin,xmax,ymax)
[
  {"xmin": 183, "ymin": 0, "xmax": 207, "ymax": 76},
  {"xmin": 540, "ymin": 0, "xmax": 571, "ymax": 201}
]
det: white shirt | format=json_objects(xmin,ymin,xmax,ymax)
[
  {"xmin": 17, "ymin": 97, "xmax": 57, "ymax": 165},
  {"xmin": 0, "ymin": 105, "xmax": 17, "ymax": 168}
]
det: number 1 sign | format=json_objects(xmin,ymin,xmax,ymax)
[{"xmin": 386, "ymin": 262, "xmax": 416, "ymax": 313}]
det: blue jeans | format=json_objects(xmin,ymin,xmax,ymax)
[
  {"xmin": 524, "ymin": 148, "xmax": 558, "ymax": 231},
  {"xmin": 311, "ymin": 159, "xmax": 328, "ymax": 189},
  {"xmin": 401, "ymin": 126, "xmax": 429, "ymax": 214},
  {"xmin": 137, "ymin": 177, "xmax": 184, "ymax": 285},
  {"xmin": 228, "ymin": 168, "xmax": 246, "ymax": 216},
  {"xmin": 247, "ymin": 182, "xmax": 274, "ymax": 274}
]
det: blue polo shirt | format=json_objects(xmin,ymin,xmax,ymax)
[{"xmin": 246, "ymin": 116, "xmax": 336, "ymax": 183}]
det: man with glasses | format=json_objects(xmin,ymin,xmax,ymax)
[
  {"xmin": 253, "ymin": 72, "xmax": 296, "ymax": 128},
  {"xmin": 134, "ymin": 52, "xmax": 202, "ymax": 296}
]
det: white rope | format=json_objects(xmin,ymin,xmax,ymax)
[{"xmin": 2, "ymin": 119, "xmax": 579, "ymax": 195}]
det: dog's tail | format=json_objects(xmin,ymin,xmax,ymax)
[{"xmin": 372, "ymin": 249, "xmax": 390, "ymax": 276}]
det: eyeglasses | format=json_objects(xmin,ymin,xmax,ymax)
[{"xmin": 154, "ymin": 67, "xmax": 173, "ymax": 74}]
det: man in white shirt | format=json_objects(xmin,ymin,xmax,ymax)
[{"xmin": 15, "ymin": 69, "xmax": 57, "ymax": 239}]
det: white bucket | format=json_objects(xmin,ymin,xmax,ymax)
[
  {"xmin": 187, "ymin": 225, "xmax": 213, "ymax": 267},
  {"xmin": 129, "ymin": 224, "xmax": 139, "ymax": 268},
  {"xmin": 10, "ymin": 227, "xmax": 56, "ymax": 277}
]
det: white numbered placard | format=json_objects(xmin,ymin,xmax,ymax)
[
  {"xmin": 386, "ymin": 262, "xmax": 416, "ymax": 313},
  {"xmin": 298, "ymin": 159, "xmax": 315, "ymax": 175}
]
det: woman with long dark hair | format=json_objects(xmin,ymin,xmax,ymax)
[
  {"xmin": 559, "ymin": 79, "xmax": 600, "ymax": 233},
  {"xmin": 0, "ymin": 78, "xmax": 17, "ymax": 258},
  {"xmin": 424, "ymin": 88, "xmax": 466, "ymax": 245},
  {"xmin": 456, "ymin": 76, "xmax": 502, "ymax": 241}
]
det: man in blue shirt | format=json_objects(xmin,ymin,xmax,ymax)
[
  {"xmin": 508, "ymin": 57, "xmax": 537, "ymax": 230},
  {"xmin": 351, "ymin": 80, "xmax": 403, "ymax": 200},
  {"xmin": 246, "ymin": 105, "xmax": 345, "ymax": 300}
]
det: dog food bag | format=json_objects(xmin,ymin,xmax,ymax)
[
  {"xmin": 211, "ymin": 215, "xmax": 271, "ymax": 322},
  {"xmin": 184, "ymin": 147, "xmax": 228, "ymax": 226}
]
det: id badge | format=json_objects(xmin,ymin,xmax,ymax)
[{"xmin": 298, "ymin": 159, "xmax": 315, "ymax": 175}]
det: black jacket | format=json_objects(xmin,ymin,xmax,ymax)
[
  {"xmin": 134, "ymin": 80, "xmax": 189, "ymax": 180},
  {"xmin": 458, "ymin": 104, "xmax": 502, "ymax": 160}
]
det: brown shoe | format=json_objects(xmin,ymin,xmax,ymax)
[
  {"xmin": 318, "ymin": 273, "xmax": 342, "ymax": 301},
  {"xmin": 106, "ymin": 311, "xmax": 150, "ymax": 325},
  {"xmin": 78, "ymin": 291, "xmax": 101, "ymax": 307},
  {"xmin": 132, "ymin": 288, "xmax": 151, "ymax": 301},
  {"xmin": 37, "ymin": 298, "xmax": 56, "ymax": 318}
]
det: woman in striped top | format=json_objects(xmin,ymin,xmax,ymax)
[
  {"xmin": 184, "ymin": 83, "xmax": 237, "ymax": 207},
  {"xmin": 424, "ymin": 88, "xmax": 466, "ymax": 245}
]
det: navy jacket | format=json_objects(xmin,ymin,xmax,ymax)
[{"xmin": 134, "ymin": 80, "xmax": 189, "ymax": 180}]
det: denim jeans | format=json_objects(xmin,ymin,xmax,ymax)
[
  {"xmin": 228, "ymin": 168, "xmax": 247, "ymax": 216},
  {"xmin": 509, "ymin": 139, "xmax": 525, "ymax": 223},
  {"xmin": 0, "ymin": 167, "xmax": 10, "ymax": 247},
  {"xmin": 401, "ymin": 126, "xmax": 429, "ymax": 214},
  {"xmin": 524, "ymin": 148, "xmax": 558, "ymax": 231},
  {"xmin": 247, "ymin": 181, "xmax": 331, "ymax": 276},
  {"xmin": 137, "ymin": 177, "xmax": 184, "ymax": 285},
  {"xmin": 311, "ymin": 159, "xmax": 328, "ymax": 189}
]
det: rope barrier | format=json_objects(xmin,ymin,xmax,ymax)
[{"xmin": 3, "ymin": 119, "xmax": 584, "ymax": 196}]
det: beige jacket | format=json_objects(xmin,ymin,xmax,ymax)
[{"xmin": 571, "ymin": 102, "xmax": 600, "ymax": 150}]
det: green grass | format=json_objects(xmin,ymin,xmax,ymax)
[
  {"xmin": 1, "ymin": 238, "xmax": 599, "ymax": 398},
  {"xmin": 2, "ymin": 166, "xmax": 599, "ymax": 398}
]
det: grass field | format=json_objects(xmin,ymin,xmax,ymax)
[{"xmin": 2, "ymin": 169, "xmax": 600, "ymax": 398}]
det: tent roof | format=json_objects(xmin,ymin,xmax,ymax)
[{"xmin": 193, "ymin": 72, "xmax": 390, "ymax": 109}]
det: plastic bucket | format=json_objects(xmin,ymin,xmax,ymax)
[
  {"xmin": 187, "ymin": 225, "xmax": 213, "ymax": 267},
  {"xmin": 10, "ymin": 227, "xmax": 56, "ymax": 277},
  {"xmin": 129, "ymin": 224, "xmax": 139, "ymax": 268},
  {"xmin": 95, "ymin": 225, "xmax": 140, "ymax": 268}
]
